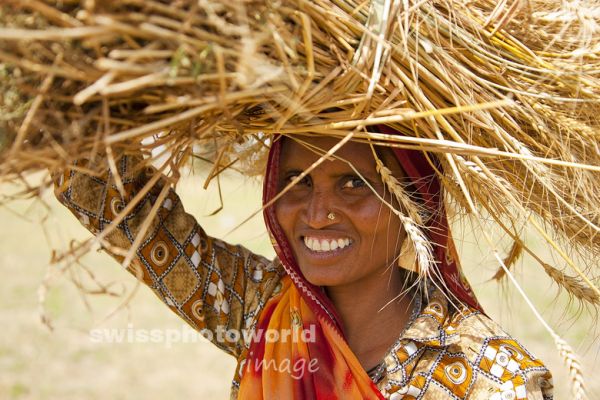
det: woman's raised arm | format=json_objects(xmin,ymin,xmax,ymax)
[{"xmin": 53, "ymin": 154, "xmax": 284, "ymax": 358}]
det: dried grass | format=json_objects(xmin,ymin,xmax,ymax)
[{"xmin": 0, "ymin": 0, "xmax": 596, "ymax": 275}]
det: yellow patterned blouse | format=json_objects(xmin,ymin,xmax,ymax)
[{"xmin": 54, "ymin": 156, "xmax": 553, "ymax": 399}]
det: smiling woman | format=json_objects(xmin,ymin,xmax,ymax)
[{"xmin": 53, "ymin": 134, "xmax": 554, "ymax": 399}]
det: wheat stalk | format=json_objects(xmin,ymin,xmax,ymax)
[
  {"xmin": 492, "ymin": 240, "xmax": 524, "ymax": 281},
  {"xmin": 490, "ymin": 249, "xmax": 588, "ymax": 400},
  {"xmin": 552, "ymin": 333, "xmax": 587, "ymax": 400},
  {"xmin": 374, "ymin": 157, "xmax": 423, "ymax": 224},
  {"xmin": 373, "ymin": 153, "xmax": 434, "ymax": 276},
  {"xmin": 398, "ymin": 215, "xmax": 434, "ymax": 277},
  {"xmin": 542, "ymin": 263, "xmax": 600, "ymax": 306}
]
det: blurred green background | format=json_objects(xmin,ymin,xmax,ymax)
[{"xmin": 0, "ymin": 167, "xmax": 598, "ymax": 399}]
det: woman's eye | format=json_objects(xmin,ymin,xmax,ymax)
[
  {"xmin": 286, "ymin": 173, "xmax": 311, "ymax": 187},
  {"xmin": 342, "ymin": 177, "xmax": 366, "ymax": 189}
]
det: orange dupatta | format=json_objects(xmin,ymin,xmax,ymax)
[{"xmin": 238, "ymin": 276, "xmax": 384, "ymax": 399}]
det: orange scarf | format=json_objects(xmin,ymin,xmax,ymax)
[{"xmin": 238, "ymin": 276, "xmax": 385, "ymax": 399}]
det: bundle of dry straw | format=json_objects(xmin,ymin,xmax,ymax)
[{"xmin": 0, "ymin": 0, "xmax": 599, "ymax": 396}]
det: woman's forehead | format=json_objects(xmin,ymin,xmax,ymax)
[
  {"xmin": 279, "ymin": 136, "xmax": 375, "ymax": 169},
  {"xmin": 279, "ymin": 135, "xmax": 404, "ymax": 177}
]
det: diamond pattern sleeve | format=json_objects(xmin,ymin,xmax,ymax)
[{"xmin": 53, "ymin": 155, "xmax": 284, "ymax": 358}]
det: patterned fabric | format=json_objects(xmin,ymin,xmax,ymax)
[
  {"xmin": 53, "ymin": 155, "xmax": 285, "ymax": 358},
  {"xmin": 54, "ymin": 154, "xmax": 553, "ymax": 399},
  {"xmin": 379, "ymin": 289, "xmax": 553, "ymax": 400}
]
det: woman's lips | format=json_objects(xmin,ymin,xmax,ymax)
[{"xmin": 302, "ymin": 236, "xmax": 353, "ymax": 252}]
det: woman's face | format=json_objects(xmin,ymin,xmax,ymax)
[{"xmin": 275, "ymin": 136, "xmax": 406, "ymax": 288}]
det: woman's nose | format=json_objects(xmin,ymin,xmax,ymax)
[{"xmin": 304, "ymin": 190, "xmax": 336, "ymax": 229}]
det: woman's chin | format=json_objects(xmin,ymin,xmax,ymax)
[{"xmin": 299, "ymin": 265, "xmax": 349, "ymax": 288}]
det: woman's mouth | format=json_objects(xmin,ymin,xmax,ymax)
[{"xmin": 302, "ymin": 236, "xmax": 353, "ymax": 252}]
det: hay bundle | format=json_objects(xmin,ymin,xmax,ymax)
[
  {"xmin": 2, "ymin": 0, "xmax": 599, "ymax": 314},
  {"xmin": 0, "ymin": 0, "xmax": 599, "ymax": 395}
]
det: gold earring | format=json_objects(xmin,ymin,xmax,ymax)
[{"xmin": 327, "ymin": 212, "xmax": 336, "ymax": 221}]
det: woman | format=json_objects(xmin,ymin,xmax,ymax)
[{"xmin": 54, "ymin": 132, "xmax": 552, "ymax": 399}]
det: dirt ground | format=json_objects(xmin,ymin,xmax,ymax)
[{"xmin": 0, "ymin": 170, "xmax": 598, "ymax": 399}]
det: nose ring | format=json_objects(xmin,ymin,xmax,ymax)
[{"xmin": 327, "ymin": 212, "xmax": 336, "ymax": 221}]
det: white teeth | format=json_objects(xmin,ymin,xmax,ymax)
[{"xmin": 303, "ymin": 236, "xmax": 352, "ymax": 252}]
